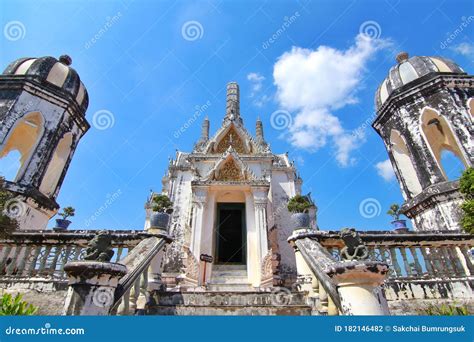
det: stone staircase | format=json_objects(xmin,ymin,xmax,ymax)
[
  {"xmin": 207, "ymin": 265, "xmax": 253, "ymax": 291},
  {"xmin": 146, "ymin": 265, "xmax": 316, "ymax": 315},
  {"xmin": 147, "ymin": 290, "xmax": 315, "ymax": 315}
]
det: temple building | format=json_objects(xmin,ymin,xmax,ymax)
[{"xmin": 144, "ymin": 82, "xmax": 317, "ymax": 290}]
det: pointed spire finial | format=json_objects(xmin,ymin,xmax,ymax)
[{"xmin": 225, "ymin": 82, "xmax": 241, "ymax": 122}]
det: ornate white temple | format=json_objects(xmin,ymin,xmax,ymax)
[{"xmin": 144, "ymin": 82, "xmax": 316, "ymax": 290}]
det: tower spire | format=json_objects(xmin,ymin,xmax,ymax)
[
  {"xmin": 225, "ymin": 82, "xmax": 242, "ymax": 124},
  {"xmin": 201, "ymin": 116, "xmax": 210, "ymax": 141}
]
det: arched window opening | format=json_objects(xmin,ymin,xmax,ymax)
[
  {"xmin": 39, "ymin": 133, "xmax": 73, "ymax": 197},
  {"xmin": 440, "ymin": 149, "xmax": 465, "ymax": 181},
  {"xmin": 468, "ymin": 98, "xmax": 473, "ymax": 117},
  {"xmin": 0, "ymin": 150, "xmax": 21, "ymax": 181},
  {"xmin": 421, "ymin": 108, "xmax": 467, "ymax": 180},
  {"xmin": 390, "ymin": 130, "xmax": 423, "ymax": 197},
  {"xmin": 0, "ymin": 112, "xmax": 44, "ymax": 181}
]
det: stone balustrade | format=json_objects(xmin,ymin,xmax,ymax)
[
  {"xmin": 0, "ymin": 230, "xmax": 158, "ymax": 281},
  {"xmin": 290, "ymin": 229, "xmax": 474, "ymax": 315}
]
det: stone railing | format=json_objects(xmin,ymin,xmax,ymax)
[
  {"xmin": 0, "ymin": 230, "xmax": 157, "ymax": 282},
  {"xmin": 290, "ymin": 229, "xmax": 474, "ymax": 315}
]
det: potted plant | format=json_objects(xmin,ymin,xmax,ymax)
[
  {"xmin": 287, "ymin": 194, "xmax": 312, "ymax": 230},
  {"xmin": 387, "ymin": 204, "xmax": 408, "ymax": 232},
  {"xmin": 149, "ymin": 194, "xmax": 173, "ymax": 232},
  {"xmin": 55, "ymin": 206, "xmax": 75, "ymax": 230}
]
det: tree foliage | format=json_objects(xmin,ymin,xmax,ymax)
[
  {"xmin": 387, "ymin": 203, "xmax": 404, "ymax": 220},
  {"xmin": 0, "ymin": 293, "xmax": 38, "ymax": 316},
  {"xmin": 152, "ymin": 194, "xmax": 173, "ymax": 213},
  {"xmin": 459, "ymin": 168, "xmax": 474, "ymax": 234},
  {"xmin": 423, "ymin": 303, "xmax": 469, "ymax": 316},
  {"xmin": 58, "ymin": 206, "xmax": 75, "ymax": 220},
  {"xmin": 287, "ymin": 195, "xmax": 312, "ymax": 213}
]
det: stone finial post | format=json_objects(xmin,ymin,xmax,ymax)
[
  {"xmin": 225, "ymin": 82, "xmax": 240, "ymax": 119},
  {"xmin": 63, "ymin": 261, "xmax": 127, "ymax": 315},
  {"xmin": 256, "ymin": 117, "xmax": 264, "ymax": 142},
  {"xmin": 201, "ymin": 117, "xmax": 210, "ymax": 141},
  {"xmin": 327, "ymin": 261, "xmax": 390, "ymax": 315}
]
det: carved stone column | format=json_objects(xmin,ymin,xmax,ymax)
[
  {"xmin": 189, "ymin": 187, "xmax": 208, "ymax": 259},
  {"xmin": 63, "ymin": 261, "xmax": 127, "ymax": 316},
  {"xmin": 251, "ymin": 187, "xmax": 269, "ymax": 261}
]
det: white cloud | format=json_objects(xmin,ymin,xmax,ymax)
[
  {"xmin": 247, "ymin": 72, "xmax": 270, "ymax": 107},
  {"xmin": 451, "ymin": 42, "xmax": 474, "ymax": 59},
  {"xmin": 375, "ymin": 159, "xmax": 395, "ymax": 181},
  {"xmin": 273, "ymin": 33, "xmax": 389, "ymax": 166}
]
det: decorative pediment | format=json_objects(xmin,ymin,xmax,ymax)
[
  {"xmin": 205, "ymin": 121, "xmax": 255, "ymax": 154},
  {"xmin": 203, "ymin": 147, "xmax": 257, "ymax": 182}
]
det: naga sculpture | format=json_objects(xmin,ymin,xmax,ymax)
[
  {"xmin": 340, "ymin": 228, "xmax": 369, "ymax": 261},
  {"xmin": 83, "ymin": 230, "xmax": 115, "ymax": 262}
]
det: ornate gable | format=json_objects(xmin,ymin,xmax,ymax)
[
  {"xmin": 203, "ymin": 147, "xmax": 257, "ymax": 182},
  {"xmin": 215, "ymin": 124, "xmax": 248, "ymax": 154}
]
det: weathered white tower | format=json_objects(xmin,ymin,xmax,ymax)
[
  {"xmin": 0, "ymin": 55, "xmax": 89, "ymax": 230},
  {"xmin": 373, "ymin": 52, "xmax": 473, "ymax": 231}
]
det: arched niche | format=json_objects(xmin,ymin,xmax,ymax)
[
  {"xmin": 0, "ymin": 112, "xmax": 45, "ymax": 181},
  {"xmin": 468, "ymin": 98, "xmax": 474, "ymax": 117},
  {"xmin": 440, "ymin": 150, "xmax": 465, "ymax": 181},
  {"xmin": 420, "ymin": 107, "xmax": 468, "ymax": 180},
  {"xmin": 390, "ymin": 129, "xmax": 423, "ymax": 197},
  {"xmin": 39, "ymin": 133, "xmax": 73, "ymax": 197}
]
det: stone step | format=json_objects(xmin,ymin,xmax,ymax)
[
  {"xmin": 149, "ymin": 305, "xmax": 313, "ymax": 316},
  {"xmin": 211, "ymin": 270, "xmax": 247, "ymax": 277},
  {"xmin": 148, "ymin": 291, "xmax": 315, "ymax": 316},
  {"xmin": 206, "ymin": 283, "xmax": 254, "ymax": 291},
  {"xmin": 212, "ymin": 264, "xmax": 246, "ymax": 271}
]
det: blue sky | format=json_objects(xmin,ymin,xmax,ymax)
[{"xmin": 1, "ymin": 0, "xmax": 473, "ymax": 231}]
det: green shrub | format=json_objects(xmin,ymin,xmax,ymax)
[
  {"xmin": 459, "ymin": 168, "xmax": 474, "ymax": 234},
  {"xmin": 423, "ymin": 303, "xmax": 469, "ymax": 316},
  {"xmin": 58, "ymin": 206, "xmax": 75, "ymax": 220},
  {"xmin": 387, "ymin": 203, "xmax": 404, "ymax": 220},
  {"xmin": 152, "ymin": 194, "xmax": 173, "ymax": 213},
  {"xmin": 0, "ymin": 293, "xmax": 38, "ymax": 316},
  {"xmin": 287, "ymin": 195, "xmax": 312, "ymax": 213}
]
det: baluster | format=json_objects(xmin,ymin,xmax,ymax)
[
  {"xmin": 26, "ymin": 246, "xmax": 42, "ymax": 276},
  {"xmin": 458, "ymin": 246, "xmax": 474, "ymax": 275},
  {"xmin": 5, "ymin": 246, "xmax": 19, "ymax": 275},
  {"xmin": 399, "ymin": 247, "xmax": 412, "ymax": 277},
  {"xmin": 420, "ymin": 246, "xmax": 435, "ymax": 276},
  {"xmin": 38, "ymin": 246, "xmax": 52, "ymax": 275},
  {"xmin": 318, "ymin": 283, "xmax": 329, "ymax": 315},
  {"xmin": 17, "ymin": 245, "xmax": 31, "ymax": 275},
  {"xmin": 408, "ymin": 247, "xmax": 423, "ymax": 276},
  {"xmin": 389, "ymin": 247, "xmax": 402, "ymax": 277},
  {"xmin": 48, "ymin": 245, "xmax": 63, "ymax": 277},
  {"xmin": 429, "ymin": 247, "xmax": 447, "ymax": 276},
  {"xmin": 128, "ymin": 277, "xmax": 141, "ymax": 314},
  {"xmin": 446, "ymin": 246, "xmax": 465, "ymax": 276},
  {"xmin": 136, "ymin": 266, "xmax": 149, "ymax": 313},
  {"xmin": 116, "ymin": 247, "xmax": 123, "ymax": 262},
  {"xmin": 71, "ymin": 246, "xmax": 83, "ymax": 261},
  {"xmin": 117, "ymin": 290, "xmax": 130, "ymax": 315},
  {"xmin": 440, "ymin": 246, "xmax": 456, "ymax": 276},
  {"xmin": 60, "ymin": 246, "xmax": 74, "ymax": 277},
  {"xmin": 0, "ymin": 246, "xmax": 12, "ymax": 275}
]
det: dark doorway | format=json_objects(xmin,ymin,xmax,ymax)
[{"xmin": 215, "ymin": 203, "xmax": 246, "ymax": 264}]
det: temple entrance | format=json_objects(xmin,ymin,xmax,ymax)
[{"xmin": 215, "ymin": 203, "xmax": 246, "ymax": 264}]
